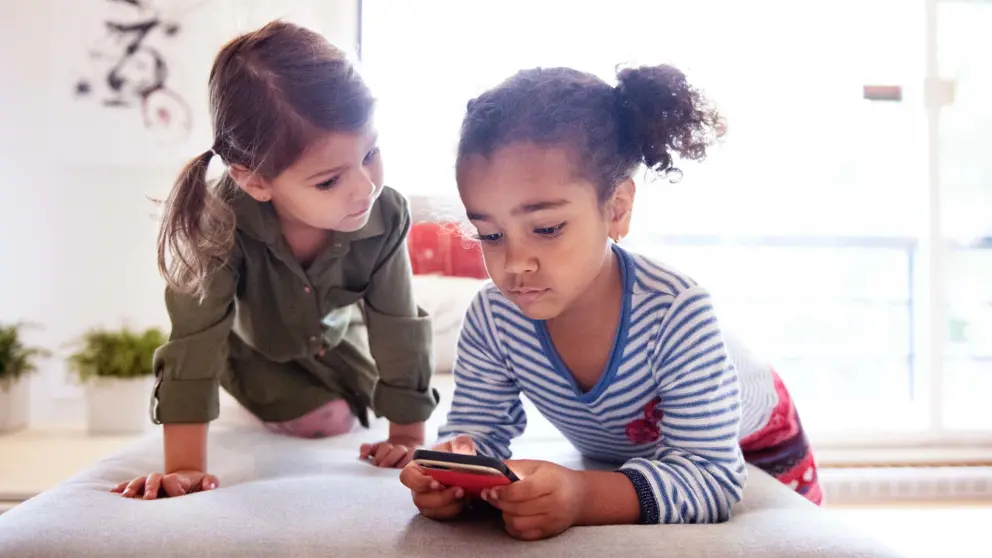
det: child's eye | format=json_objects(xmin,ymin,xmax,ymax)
[
  {"xmin": 474, "ymin": 232, "xmax": 503, "ymax": 243},
  {"xmin": 534, "ymin": 222, "xmax": 567, "ymax": 237},
  {"xmin": 363, "ymin": 147, "xmax": 380, "ymax": 165},
  {"xmin": 316, "ymin": 177, "xmax": 339, "ymax": 191}
]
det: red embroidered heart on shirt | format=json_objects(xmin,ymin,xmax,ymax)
[
  {"xmin": 626, "ymin": 418, "xmax": 660, "ymax": 444},
  {"xmin": 644, "ymin": 397, "xmax": 664, "ymax": 422},
  {"xmin": 626, "ymin": 397, "xmax": 662, "ymax": 444}
]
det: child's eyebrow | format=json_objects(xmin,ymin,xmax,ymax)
[
  {"xmin": 466, "ymin": 199, "xmax": 570, "ymax": 222},
  {"xmin": 305, "ymin": 165, "xmax": 347, "ymax": 180},
  {"xmin": 304, "ymin": 134, "xmax": 378, "ymax": 181},
  {"xmin": 514, "ymin": 199, "xmax": 570, "ymax": 214}
]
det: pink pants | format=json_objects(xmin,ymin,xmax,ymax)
[{"xmin": 263, "ymin": 399, "xmax": 356, "ymax": 439}]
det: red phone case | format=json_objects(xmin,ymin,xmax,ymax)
[{"xmin": 421, "ymin": 468, "xmax": 512, "ymax": 496}]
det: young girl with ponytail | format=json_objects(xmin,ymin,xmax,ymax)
[
  {"xmin": 401, "ymin": 63, "xmax": 821, "ymax": 539},
  {"xmin": 113, "ymin": 21, "xmax": 439, "ymax": 500}
]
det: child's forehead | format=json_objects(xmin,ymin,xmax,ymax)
[
  {"xmin": 286, "ymin": 125, "xmax": 378, "ymax": 173},
  {"xmin": 458, "ymin": 144, "xmax": 597, "ymax": 213},
  {"xmin": 302, "ymin": 126, "xmax": 377, "ymax": 157},
  {"xmin": 458, "ymin": 143, "xmax": 583, "ymax": 191}
]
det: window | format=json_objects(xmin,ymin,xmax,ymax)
[
  {"xmin": 361, "ymin": 0, "xmax": 991, "ymax": 444},
  {"xmin": 944, "ymin": 246, "xmax": 992, "ymax": 430},
  {"xmin": 938, "ymin": 0, "xmax": 992, "ymax": 432}
]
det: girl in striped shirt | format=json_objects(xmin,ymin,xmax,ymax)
[{"xmin": 399, "ymin": 63, "xmax": 820, "ymax": 539}]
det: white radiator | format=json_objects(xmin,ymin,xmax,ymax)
[{"xmin": 819, "ymin": 466, "xmax": 992, "ymax": 504}]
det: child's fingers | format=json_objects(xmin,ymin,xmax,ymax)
[
  {"xmin": 372, "ymin": 445, "xmax": 399, "ymax": 467},
  {"xmin": 376, "ymin": 445, "xmax": 410, "ymax": 468},
  {"xmin": 502, "ymin": 459, "xmax": 540, "ymax": 479},
  {"xmin": 417, "ymin": 488, "xmax": 467, "ymax": 521},
  {"xmin": 503, "ymin": 513, "xmax": 550, "ymax": 539},
  {"xmin": 505, "ymin": 525, "xmax": 547, "ymax": 542},
  {"xmin": 121, "ymin": 476, "xmax": 145, "ymax": 498},
  {"xmin": 143, "ymin": 473, "xmax": 163, "ymax": 500},
  {"xmin": 486, "ymin": 492, "xmax": 553, "ymax": 516},
  {"xmin": 434, "ymin": 434, "xmax": 476, "ymax": 455},
  {"xmin": 399, "ymin": 464, "xmax": 423, "ymax": 490},
  {"xmin": 492, "ymin": 475, "xmax": 552, "ymax": 503},
  {"xmin": 161, "ymin": 474, "xmax": 188, "ymax": 498},
  {"xmin": 400, "ymin": 464, "xmax": 440, "ymax": 492},
  {"xmin": 420, "ymin": 500, "xmax": 467, "ymax": 521},
  {"xmin": 200, "ymin": 474, "xmax": 219, "ymax": 492},
  {"xmin": 450, "ymin": 434, "xmax": 476, "ymax": 455},
  {"xmin": 110, "ymin": 480, "xmax": 129, "ymax": 494},
  {"xmin": 373, "ymin": 442, "xmax": 394, "ymax": 465},
  {"xmin": 359, "ymin": 442, "xmax": 378, "ymax": 460},
  {"xmin": 413, "ymin": 486, "xmax": 464, "ymax": 510},
  {"xmin": 395, "ymin": 447, "xmax": 416, "ymax": 468}
]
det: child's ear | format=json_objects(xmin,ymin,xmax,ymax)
[
  {"xmin": 608, "ymin": 179, "xmax": 636, "ymax": 242},
  {"xmin": 229, "ymin": 164, "xmax": 272, "ymax": 202}
]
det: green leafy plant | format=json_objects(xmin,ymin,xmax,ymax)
[
  {"xmin": 66, "ymin": 327, "xmax": 166, "ymax": 382},
  {"xmin": 0, "ymin": 322, "xmax": 50, "ymax": 389}
]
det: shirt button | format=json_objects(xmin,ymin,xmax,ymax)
[
  {"xmin": 309, "ymin": 335, "xmax": 318, "ymax": 342},
  {"xmin": 304, "ymin": 285, "xmax": 311, "ymax": 294}
]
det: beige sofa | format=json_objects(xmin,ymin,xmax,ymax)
[{"xmin": 0, "ymin": 375, "xmax": 901, "ymax": 557}]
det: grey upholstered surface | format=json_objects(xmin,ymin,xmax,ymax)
[{"xmin": 0, "ymin": 416, "xmax": 902, "ymax": 558}]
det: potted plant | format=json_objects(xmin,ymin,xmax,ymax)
[
  {"xmin": 0, "ymin": 322, "xmax": 50, "ymax": 432},
  {"xmin": 67, "ymin": 326, "xmax": 165, "ymax": 434}
]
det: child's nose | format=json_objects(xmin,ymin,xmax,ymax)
[
  {"xmin": 354, "ymin": 171, "xmax": 376, "ymax": 200},
  {"xmin": 503, "ymin": 240, "xmax": 537, "ymax": 274}
]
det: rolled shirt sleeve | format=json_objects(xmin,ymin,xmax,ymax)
[
  {"xmin": 150, "ymin": 248, "xmax": 241, "ymax": 424},
  {"xmin": 363, "ymin": 190, "xmax": 440, "ymax": 424}
]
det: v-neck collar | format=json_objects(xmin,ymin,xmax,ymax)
[{"xmin": 534, "ymin": 244, "xmax": 634, "ymax": 403}]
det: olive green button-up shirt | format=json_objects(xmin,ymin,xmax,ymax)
[{"xmin": 150, "ymin": 184, "xmax": 439, "ymax": 426}]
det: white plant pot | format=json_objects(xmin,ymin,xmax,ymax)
[
  {"xmin": 85, "ymin": 376, "xmax": 154, "ymax": 435},
  {"xmin": 0, "ymin": 377, "xmax": 30, "ymax": 432}
]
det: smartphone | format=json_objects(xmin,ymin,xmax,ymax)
[{"xmin": 411, "ymin": 449, "xmax": 520, "ymax": 496}]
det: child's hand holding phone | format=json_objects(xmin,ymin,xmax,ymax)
[
  {"xmin": 400, "ymin": 434, "xmax": 485, "ymax": 520},
  {"xmin": 478, "ymin": 460, "xmax": 585, "ymax": 541},
  {"xmin": 401, "ymin": 442, "xmax": 586, "ymax": 540}
]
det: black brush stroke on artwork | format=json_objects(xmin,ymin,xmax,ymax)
[{"xmin": 74, "ymin": 0, "xmax": 192, "ymax": 133}]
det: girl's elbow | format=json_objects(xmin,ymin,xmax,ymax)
[
  {"xmin": 720, "ymin": 464, "xmax": 748, "ymax": 517},
  {"xmin": 729, "ymin": 462, "xmax": 748, "ymax": 499}
]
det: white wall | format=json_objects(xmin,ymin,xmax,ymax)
[{"xmin": 0, "ymin": 0, "xmax": 359, "ymax": 427}]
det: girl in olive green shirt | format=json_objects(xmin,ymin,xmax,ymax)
[{"xmin": 112, "ymin": 21, "xmax": 439, "ymax": 500}]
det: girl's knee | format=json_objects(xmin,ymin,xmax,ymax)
[
  {"xmin": 265, "ymin": 399, "xmax": 356, "ymax": 439},
  {"xmin": 315, "ymin": 399, "xmax": 356, "ymax": 437}
]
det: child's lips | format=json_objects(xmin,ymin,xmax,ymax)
[
  {"xmin": 346, "ymin": 205, "xmax": 372, "ymax": 218},
  {"xmin": 509, "ymin": 288, "xmax": 549, "ymax": 304}
]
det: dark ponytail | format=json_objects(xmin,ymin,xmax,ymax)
[
  {"xmin": 614, "ymin": 64, "xmax": 725, "ymax": 180},
  {"xmin": 156, "ymin": 150, "xmax": 236, "ymax": 299},
  {"xmin": 457, "ymin": 63, "xmax": 724, "ymax": 201}
]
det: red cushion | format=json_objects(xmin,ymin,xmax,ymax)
[{"xmin": 407, "ymin": 222, "xmax": 488, "ymax": 279}]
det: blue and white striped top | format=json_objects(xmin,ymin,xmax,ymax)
[{"xmin": 437, "ymin": 245, "xmax": 757, "ymax": 524}]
